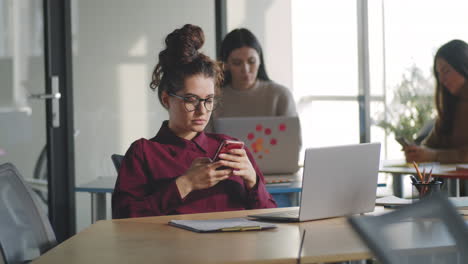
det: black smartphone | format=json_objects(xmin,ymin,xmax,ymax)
[{"xmin": 395, "ymin": 137, "xmax": 412, "ymax": 148}]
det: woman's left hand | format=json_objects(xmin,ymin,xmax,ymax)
[{"xmin": 218, "ymin": 149, "xmax": 257, "ymax": 189}]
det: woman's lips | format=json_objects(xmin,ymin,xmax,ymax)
[{"xmin": 192, "ymin": 119, "xmax": 206, "ymax": 125}]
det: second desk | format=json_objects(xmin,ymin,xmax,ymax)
[{"xmin": 76, "ymin": 176, "xmax": 302, "ymax": 223}]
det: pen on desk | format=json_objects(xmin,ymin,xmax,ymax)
[
  {"xmin": 220, "ymin": 226, "xmax": 261, "ymax": 232},
  {"xmin": 297, "ymin": 229, "xmax": 306, "ymax": 264}
]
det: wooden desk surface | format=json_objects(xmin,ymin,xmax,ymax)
[{"xmin": 33, "ymin": 207, "xmax": 391, "ymax": 264}]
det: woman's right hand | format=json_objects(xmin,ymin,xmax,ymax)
[
  {"xmin": 176, "ymin": 157, "xmax": 232, "ymax": 198},
  {"xmin": 404, "ymin": 145, "xmax": 437, "ymax": 163}
]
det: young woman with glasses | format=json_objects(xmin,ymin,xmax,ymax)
[{"xmin": 112, "ymin": 24, "xmax": 277, "ymax": 219}]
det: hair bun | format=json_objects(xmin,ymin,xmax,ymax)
[
  {"xmin": 165, "ymin": 24, "xmax": 204, "ymax": 65},
  {"xmin": 150, "ymin": 24, "xmax": 223, "ymax": 103}
]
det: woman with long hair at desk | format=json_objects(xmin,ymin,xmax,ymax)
[
  {"xmin": 213, "ymin": 28, "xmax": 297, "ymax": 118},
  {"xmin": 404, "ymin": 39, "xmax": 468, "ymax": 163},
  {"xmin": 111, "ymin": 24, "xmax": 276, "ymax": 219}
]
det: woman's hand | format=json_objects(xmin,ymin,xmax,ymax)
[
  {"xmin": 176, "ymin": 157, "xmax": 231, "ymax": 198},
  {"xmin": 218, "ymin": 148, "xmax": 257, "ymax": 189},
  {"xmin": 404, "ymin": 145, "xmax": 437, "ymax": 163}
]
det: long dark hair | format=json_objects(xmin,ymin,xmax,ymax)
[
  {"xmin": 219, "ymin": 28, "xmax": 270, "ymax": 85},
  {"xmin": 433, "ymin": 39, "xmax": 468, "ymax": 135},
  {"xmin": 150, "ymin": 24, "xmax": 223, "ymax": 108}
]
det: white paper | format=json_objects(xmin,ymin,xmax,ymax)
[{"xmin": 376, "ymin": 195, "xmax": 412, "ymax": 205}]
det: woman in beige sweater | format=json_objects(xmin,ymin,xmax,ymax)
[
  {"xmin": 214, "ymin": 28, "xmax": 297, "ymax": 118},
  {"xmin": 405, "ymin": 39, "xmax": 468, "ymax": 163}
]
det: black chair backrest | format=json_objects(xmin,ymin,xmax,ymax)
[
  {"xmin": 111, "ymin": 154, "xmax": 124, "ymax": 173},
  {"xmin": 0, "ymin": 163, "xmax": 57, "ymax": 264},
  {"xmin": 348, "ymin": 193, "xmax": 468, "ymax": 264},
  {"xmin": 0, "ymin": 243, "xmax": 6, "ymax": 264}
]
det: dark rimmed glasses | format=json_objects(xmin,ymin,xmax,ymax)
[{"xmin": 168, "ymin": 93, "xmax": 218, "ymax": 112}]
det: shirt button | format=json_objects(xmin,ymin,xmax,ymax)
[{"xmin": 168, "ymin": 148, "xmax": 177, "ymax": 157}]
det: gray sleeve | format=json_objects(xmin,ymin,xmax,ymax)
[
  {"xmin": 271, "ymin": 83, "xmax": 298, "ymax": 116},
  {"xmin": 269, "ymin": 82, "xmax": 302, "ymax": 149}
]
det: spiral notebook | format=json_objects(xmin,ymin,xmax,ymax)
[{"xmin": 168, "ymin": 218, "xmax": 277, "ymax": 233}]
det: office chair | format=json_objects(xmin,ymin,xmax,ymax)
[
  {"xmin": 0, "ymin": 163, "xmax": 57, "ymax": 264},
  {"xmin": 348, "ymin": 193, "xmax": 468, "ymax": 264},
  {"xmin": 0, "ymin": 243, "xmax": 6, "ymax": 264},
  {"xmin": 111, "ymin": 154, "xmax": 124, "ymax": 172},
  {"xmin": 32, "ymin": 145, "xmax": 48, "ymax": 204}
]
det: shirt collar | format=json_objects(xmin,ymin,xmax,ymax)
[
  {"xmin": 192, "ymin": 130, "xmax": 209, "ymax": 152},
  {"xmin": 153, "ymin": 120, "xmax": 208, "ymax": 152}
]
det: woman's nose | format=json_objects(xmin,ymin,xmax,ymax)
[
  {"xmin": 241, "ymin": 63, "xmax": 249, "ymax": 73},
  {"xmin": 194, "ymin": 101, "xmax": 207, "ymax": 114}
]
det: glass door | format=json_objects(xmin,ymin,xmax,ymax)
[
  {"xmin": 0, "ymin": 0, "xmax": 48, "ymax": 210},
  {"xmin": 0, "ymin": 0, "xmax": 75, "ymax": 242}
]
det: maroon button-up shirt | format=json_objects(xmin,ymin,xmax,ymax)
[{"xmin": 112, "ymin": 121, "xmax": 277, "ymax": 219}]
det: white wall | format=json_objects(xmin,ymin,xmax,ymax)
[
  {"xmin": 1, "ymin": 0, "xmax": 288, "ymax": 233},
  {"xmin": 72, "ymin": 0, "xmax": 216, "ymax": 231},
  {"xmin": 226, "ymin": 0, "xmax": 293, "ymax": 92}
]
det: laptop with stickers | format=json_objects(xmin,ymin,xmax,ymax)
[{"xmin": 213, "ymin": 116, "xmax": 301, "ymax": 175}]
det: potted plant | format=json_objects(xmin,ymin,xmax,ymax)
[{"xmin": 376, "ymin": 65, "xmax": 436, "ymax": 144}]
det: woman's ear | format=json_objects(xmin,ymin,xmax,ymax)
[{"xmin": 161, "ymin": 91, "xmax": 170, "ymax": 109}]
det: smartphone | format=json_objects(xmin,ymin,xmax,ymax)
[
  {"xmin": 395, "ymin": 137, "xmax": 412, "ymax": 148},
  {"xmin": 213, "ymin": 140, "xmax": 244, "ymax": 169}
]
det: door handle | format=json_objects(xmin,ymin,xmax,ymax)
[
  {"xmin": 28, "ymin": 76, "xmax": 60, "ymax": 128},
  {"xmin": 29, "ymin": 93, "xmax": 61, "ymax": 100}
]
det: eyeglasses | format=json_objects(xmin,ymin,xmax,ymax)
[{"xmin": 168, "ymin": 93, "xmax": 217, "ymax": 112}]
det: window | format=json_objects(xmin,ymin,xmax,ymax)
[{"xmin": 369, "ymin": 0, "xmax": 468, "ymax": 159}]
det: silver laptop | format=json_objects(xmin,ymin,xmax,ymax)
[
  {"xmin": 248, "ymin": 143, "xmax": 381, "ymax": 222},
  {"xmin": 213, "ymin": 116, "xmax": 301, "ymax": 174}
]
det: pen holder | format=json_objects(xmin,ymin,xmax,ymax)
[{"xmin": 412, "ymin": 181, "xmax": 442, "ymax": 200}]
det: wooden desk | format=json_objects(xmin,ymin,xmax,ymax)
[
  {"xmin": 76, "ymin": 176, "xmax": 303, "ymax": 223},
  {"xmin": 34, "ymin": 207, "xmax": 391, "ymax": 264},
  {"xmin": 380, "ymin": 160, "xmax": 468, "ymax": 197}
]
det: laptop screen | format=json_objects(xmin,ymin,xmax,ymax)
[{"xmin": 299, "ymin": 143, "xmax": 381, "ymax": 221}]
